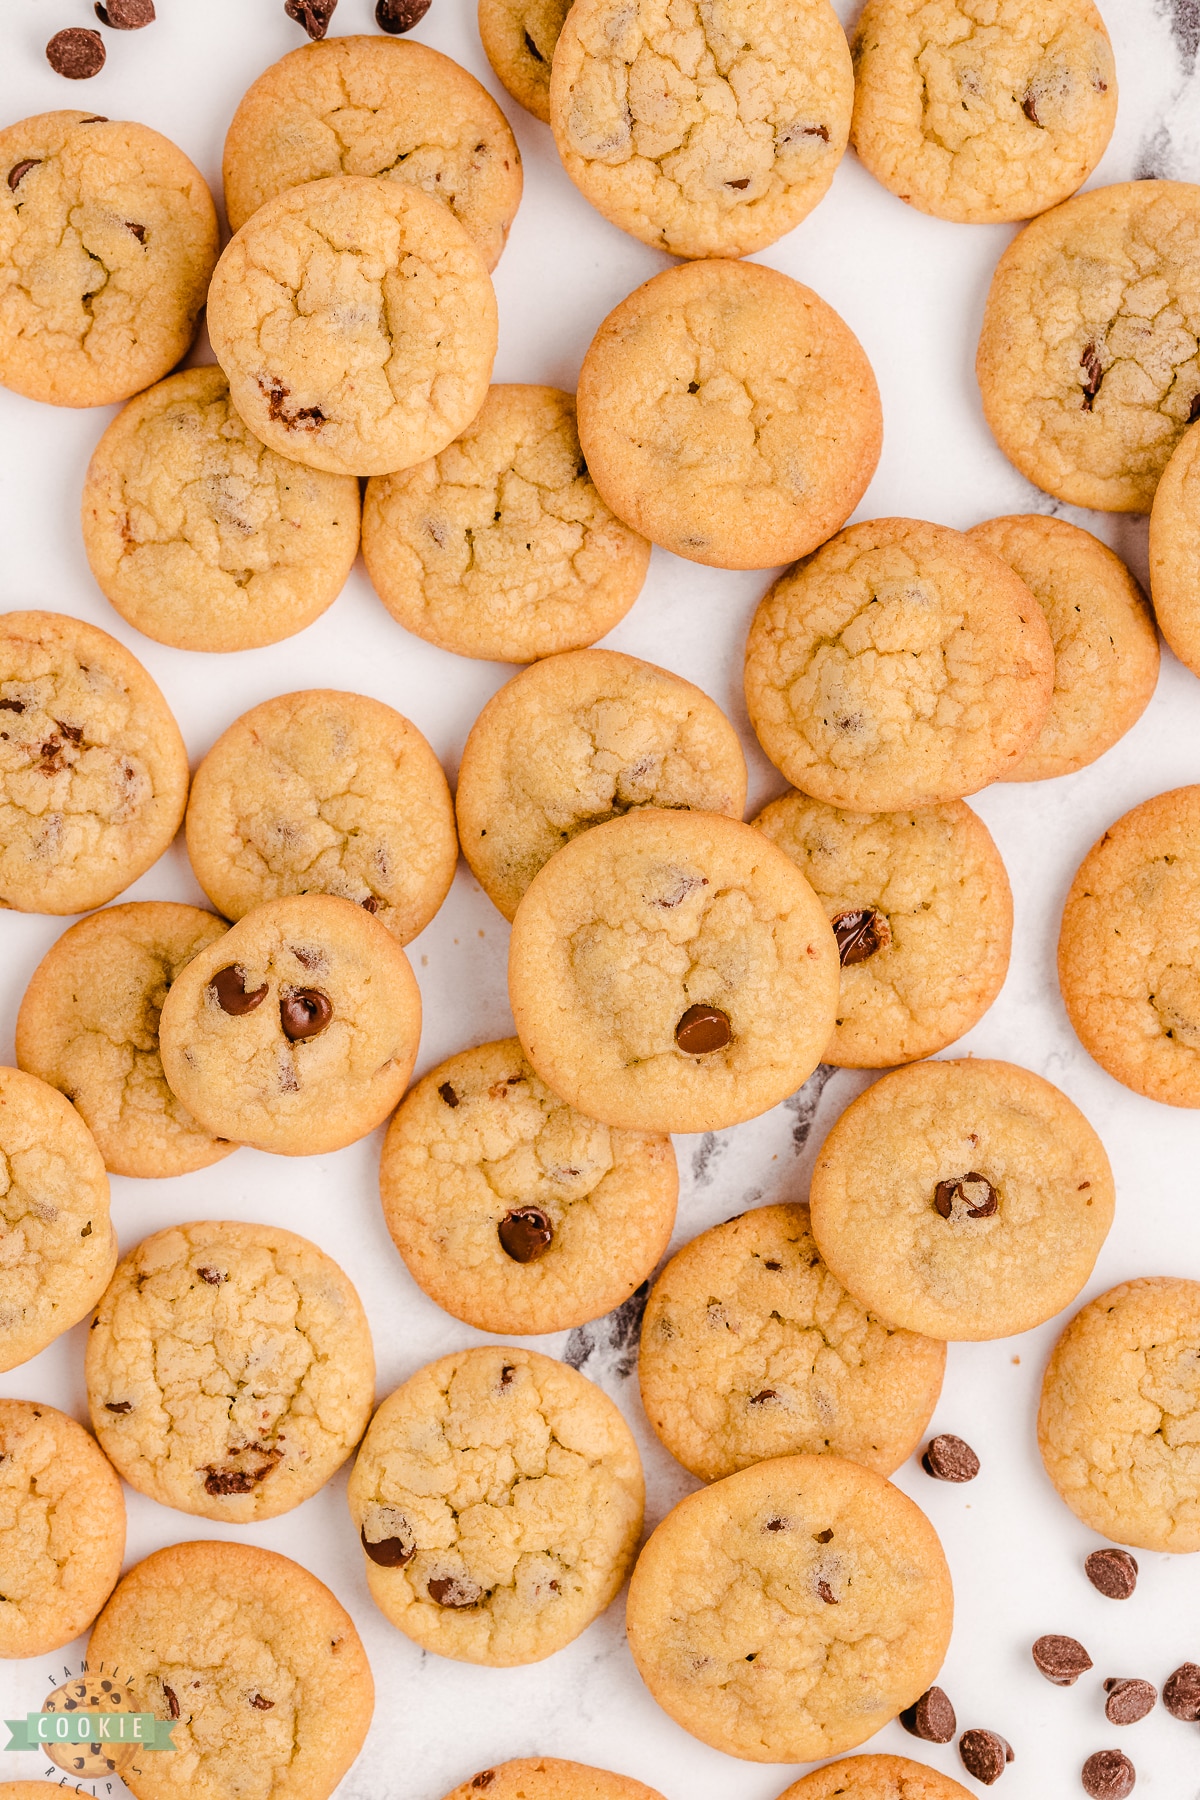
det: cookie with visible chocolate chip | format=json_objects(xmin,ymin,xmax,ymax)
[
  {"xmin": 809, "ymin": 1058, "xmax": 1114, "ymax": 1340},
  {"xmin": 776, "ymin": 1756, "xmax": 973, "ymax": 1799},
  {"xmin": 1150, "ymin": 421, "xmax": 1200, "ymax": 680},
  {"xmin": 443, "ymin": 1763, "xmax": 665, "ymax": 1800},
  {"xmin": 753, "ymin": 791, "xmax": 1011, "ymax": 1068},
  {"xmin": 157, "ymin": 894, "xmax": 421, "ymax": 1156},
  {"xmin": 347, "ymin": 1345, "xmax": 644, "ymax": 1666},
  {"xmin": 86, "ymin": 1220, "xmax": 373, "ymax": 1522},
  {"xmin": 380, "ymin": 1039, "xmax": 677, "ymax": 1335},
  {"xmin": 625, "ymin": 1453, "xmax": 953, "ymax": 1762},
  {"xmin": 87, "ymin": 1540, "xmax": 373, "ymax": 1800},
  {"xmin": 478, "ymin": 0, "xmax": 571, "ymax": 123}
]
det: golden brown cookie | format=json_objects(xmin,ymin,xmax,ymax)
[
  {"xmin": 457, "ymin": 649, "xmax": 747, "ymax": 920},
  {"xmin": 185, "ymin": 690, "xmax": 456, "ymax": 944},
  {"xmin": 1149, "ymin": 420, "xmax": 1200, "ymax": 679},
  {"xmin": 753, "ymin": 790, "xmax": 1011, "ymax": 1068},
  {"xmin": 976, "ymin": 181, "xmax": 1200, "ymax": 512},
  {"xmin": 776, "ymin": 1756, "xmax": 973, "ymax": 1799},
  {"xmin": 478, "ymin": 0, "xmax": 571, "ymax": 123},
  {"xmin": 0, "ymin": 611, "xmax": 189, "ymax": 916},
  {"xmin": 744, "ymin": 518, "xmax": 1055, "ymax": 810},
  {"xmin": 851, "ymin": 0, "xmax": 1116, "ymax": 224},
  {"xmin": 1058, "ymin": 785, "xmax": 1200, "ymax": 1107},
  {"xmin": 442, "ymin": 1760, "xmax": 665, "ymax": 1800},
  {"xmin": 362, "ymin": 385, "xmax": 651, "ymax": 662},
  {"xmin": 576, "ymin": 260, "xmax": 882, "ymax": 570}
]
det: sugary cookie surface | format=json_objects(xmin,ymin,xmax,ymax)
[
  {"xmin": 478, "ymin": 0, "xmax": 573, "ymax": 122},
  {"xmin": 777, "ymin": 1753, "xmax": 974, "ymax": 1798},
  {"xmin": 1150, "ymin": 421, "xmax": 1200, "ymax": 679}
]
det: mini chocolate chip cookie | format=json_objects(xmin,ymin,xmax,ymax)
[
  {"xmin": 443, "ymin": 1761, "xmax": 665, "ymax": 1800},
  {"xmin": 457, "ymin": 649, "xmax": 747, "ymax": 920},
  {"xmin": 86, "ymin": 1220, "xmax": 374, "ymax": 1522},
  {"xmin": 1149, "ymin": 420, "xmax": 1200, "ymax": 680},
  {"xmin": 380, "ymin": 1038, "xmax": 677, "ymax": 1334},
  {"xmin": 0, "ymin": 611, "xmax": 189, "ymax": 916},
  {"xmin": 1058, "ymin": 786, "xmax": 1200, "ymax": 1107},
  {"xmin": 507, "ymin": 808, "xmax": 839, "ymax": 1135},
  {"xmin": 809, "ymin": 1058, "xmax": 1114, "ymax": 1340},
  {"xmin": 625, "ymin": 1453, "xmax": 953, "ymax": 1762},
  {"xmin": 184, "ymin": 690, "xmax": 456, "ymax": 944},
  {"xmin": 0, "ymin": 1399, "xmax": 125, "ymax": 1657},
  {"xmin": 157, "ymin": 894, "xmax": 421, "ymax": 1156},
  {"xmin": 478, "ymin": 0, "xmax": 571, "ymax": 123},
  {"xmin": 744, "ymin": 518, "xmax": 1055, "ymax": 810},
  {"xmin": 88, "ymin": 1540, "xmax": 374, "ymax": 1800},
  {"xmin": 0, "ymin": 1066, "xmax": 116, "ymax": 1374},
  {"xmin": 639, "ymin": 1203, "xmax": 945, "ymax": 1481},
  {"xmin": 347, "ymin": 1345, "xmax": 644, "ymax": 1666},
  {"xmin": 753, "ymin": 791, "xmax": 1012, "ymax": 1068},
  {"xmin": 776, "ymin": 1756, "xmax": 973, "ymax": 1799}
]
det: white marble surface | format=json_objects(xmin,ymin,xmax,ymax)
[{"xmin": 2, "ymin": 1, "xmax": 1200, "ymax": 1795}]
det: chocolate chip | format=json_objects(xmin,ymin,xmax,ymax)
[
  {"xmin": 959, "ymin": 1730, "xmax": 1014, "ymax": 1784},
  {"xmin": 804, "ymin": 123, "xmax": 830, "ymax": 140},
  {"xmin": 1032, "ymin": 1634, "xmax": 1093, "ymax": 1686},
  {"xmin": 900, "ymin": 1685, "xmax": 956, "ymax": 1743},
  {"xmin": 934, "ymin": 1171, "xmax": 998, "ymax": 1219},
  {"xmin": 104, "ymin": 1401, "xmax": 132, "ymax": 1413},
  {"xmin": 376, "ymin": 0, "xmax": 431, "ymax": 29},
  {"xmin": 80, "ymin": 1221, "xmax": 92, "ymax": 1237},
  {"xmin": 921, "ymin": 1434, "xmax": 980, "ymax": 1482},
  {"xmin": 360, "ymin": 1524, "xmax": 414, "ymax": 1567},
  {"xmin": 1104, "ymin": 1679, "xmax": 1156, "ymax": 1725},
  {"xmin": 726, "ymin": 176, "xmax": 751, "ymax": 189},
  {"xmin": 675, "ymin": 1004, "xmax": 731, "ymax": 1054},
  {"xmin": 95, "ymin": 0, "xmax": 155, "ymax": 24},
  {"xmin": 749, "ymin": 1389, "xmax": 779, "ymax": 1405},
  {"xmin": 1081, "ymin": 340, "xmax": 1105, "ymax": 411},
  {"xmin": 1081, "ymin": 1750, "xmax": 1135, "ymax": 1799},
  {"xmin": 1084, "ymin": 1547, "xmax": 1137, "ymax": 1598},
  {"xmin": 257, "ymin": 377, "xmax": 327, "ymax": 430},
  {"xmin": 196, "ymin": 1267, "xmax": 225, "ymax": 1285},
  {"xmin": 1022, "ymin": 91, "xmax": 1041, "ymax": 125},
  {"xmin": 471, "ymin": 1775, "xmax": 495, "ymax": 1791},
  {"xmin": 162, "ymin": 1684, "xmax": 178, "ymax": 1719},
  {"xmin": 202, "ymin": 1450, "xmax": 281, "ymax": 1495},
  {"xmin": 249, "ymin": 1694, "xmax": 274, "ymax": 1710},
  {"xmin": 438, "ymin": 1081, "xmax": 459, "ymax": 1108},
  {"xmin": 831, "ymin": 907, "xmax": 891, "ymax": 965},
  {"xmin": 210, "ymin": 966, "xmax": 268, "ymax": 1015},
  {"xmin": 813, "ymin": 1527, "xmax": 833, "ymax": 1543},
  {"xmin": 284, "ymin": 0, "xmax": 337, "ymax": 37},
  {"xmin": 8, "ymin": 160, "xmax": 40, "ymax": 191},
  {"xmin": 125, "ymin": 221, "xmax": 146, "ymax": 242},
  {"xmin": 498, "ymin": 1206, "xmax": 553, "ymax": 1263},
  {"xmin": 1163, "ymin": 1662, "xmax": 1200, "ymax": 1720},
  {"xmin": 280, "ymin": 989, "xmax": 332, "ymax": 1041},
  {"xmin": 427, "ymin": 1575, "xmax": 482, "ymax": 1608},
  {"xmin": 0, "ymin": 698, "xmax": 25, "ymax": 712},
  {"xmin": 361, "ymin": 896, "xmax": 380, "ymax": 913},
  {"xmin": 816, "ymin": 1580, "xmax": 837, "ymax": 1604},
  {"xmin": 1189, "ymin": 392, "xmax": 1200, "ymax": 425},
  {"xmin": 47, "ymin": 28, "xmax": 106, "ymax": 77}
]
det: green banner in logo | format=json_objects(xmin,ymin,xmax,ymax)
[{"xmin": 5, "ymin": 1713, "xmax": 176, "ymax": 1751}]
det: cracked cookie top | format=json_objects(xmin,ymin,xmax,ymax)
[
  {"xmin": 222, "ymin": 36, "xmax": 522, "ymax": 270},
  {"xmin": 157, "ymin": 893, "xmax": 421, "ymax": 1156},
  {"xmin": 185, "ymin": 690, "xmax": 456, "ymax": 944},
  {"xmin": 86, "ymin": 1220, "xmax": 374, "ymax": 1523},
  {"xmin": 1149, "ymin": 419, "xmax": 1200, "ymax": 679},
  {"xmin": 207, "ymin": 174, "xmax": 498, "ymax": 478},
  {"xmin": 753, "ymin": 791, "xmax": 1011, "ymax": 1068},
  {"xmin": 1058, "ymin": 784, "xmax": 1200, "ymax": 1107},
  {"xmin": 507, "ymin": 807, "xmax": 839, "ymax": 1135},
  {"xmin": 639, "ymin": 1202, "xmax": 945, "ymax": 1483},
  {"xmin": 851, "ymin": 0, "xmax": 1116, "ymax": 225},
  {"xmin": 347, "ymin": 1344, "xmax": 644, "ymax": 1667},
  {"xmin": 0, "ymin": 1065, "xmax": 115, "ymax": 1374},
  {"xmin": 778, "ymin": 1754, "xmax": 974, "ymax": 1799},
  {"xmin": 808, "ymin": 1058, "xmax": 1114, "ymax": 1341},
  {"xmin": 457, "ymin": 648, "xmax": 747, "ymax": 920},
  {"xmin": 0, "ymin": 611, "xmax": 189, "ymax": 915},
  {"xmin": 380, "ymin": 1037, "xmax": 677, "ymax": 1335},
  {"xmin": 443, "ymin": 1761, "xmax": 666, "ymax": 1800},
  {"xmin": 16, "ymin": 902, "xmax": 232, "ymax": 1180},
  {"xmin": 549, "ymin": 0, "xmax": 852, "ymax": 259},
  {"xmin": 0, "ymin": 111, "xmax": 218, "ymax": 409},
  {"xmin": 977, "ymin": 180, "xmax": 1200, "ymax": 511},
  {"xmin": 479, "ymin": 0, "xmax": 574, "ymax": 124},
  {"xmin": 0, "ymin": 1398, "xmax": 125, "ymax": 1658},
  {"xmin": 1038, "ymin": 1277, "xmax": 1200, "ymax": 1553},
  {"xmin": 625, "ymin": 1452, "xmax": 953, "ymax": 1763},
  {"xmin": 576, "ymin": 259, "xmax": 882, "ymax": 570},
  {"xmin": 744, "ymin": 518, "xmax": 1055, "ymax": 812},
  {"xmin": 88, "ymin": 1540, "xmax": 374, "ymax": 1800},
  {"xmin": 362, "ymin": 385, "xmax": 651, "ymax": 663},
  {"xmin": 81, "ymin": 368, "xmax": 362, "ymax": 655}
]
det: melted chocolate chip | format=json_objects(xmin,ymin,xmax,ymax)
[
  {"xmin": 831, "ymin": 907, "xmax": 891, "ymax": 965},
  {"xmin": 816, "ymin": 1580, "xmax": 837, "ymax": 1604},
  {"xmin": 1032, "ymin": 1634, "xmax": 1093, "ymax": 1686},
  {"xmin": 1104, "ymin": 1678, "xmax": 1156, "ymax": 1725},
  {"xmin": 427, "ymin": 1575, "xmax": 482, "ymax": 1608},
  {"xmin": 675, "ymin": 1003, "xmax": 731, "ymax": 1054},
  {"xmin": 959, "ymin": 1729, "xmax": 1014, "ymax": 1784},
  {"xmin": 726, "ymin": 176, "xmax": 751, "ymax": 189},
  {"xmin": 280, "ymin": 989, "xmax": 332, "ymax": 1041},
  {"xmin": 900, "ymin": 1685, "xmax": 956, "ymax": 1743},
  {"xmin": 47, "ymin": 28, "xmax": 106, "ymax": 77},
  {"xmin": 1163, "ymin": 1661, "xmax": 1200, "ymax": 1720},
  {"xmin": 376, "ymin": 0, "xmax": 432, "ymax": 28},
  {"xmin": 804, "ymin": 123, "xmax": 830, "ymax": 140},
  {"xmin": 361, "ymin": 895, "xmax": 380, "ymax": 913},
  {"xmin": 1022, "ymin": 91, "xmax": 1041, "ymax": 125},
  {"xmin": 95, "ymin": 0, "xmax": 155, "ymax": 24},
  {"xmin": 249, "ymin": 1694, "xmax": 274, "ymax": 1710},
  {"xmin": 1189, "ymin": 391, "xmax": 1200, "ymax": 425},
  {"xmin": 257, "ymin": 377, "xmax": 327, "ymax": 430},
  {"xmin": 748, "ymin": 1388, "xmax": 779, "ymax": 1405},
  {"xmin": 360, "ymin": 1524, "xmax": 414, "ymax": 1568},
  {"xmin": 162, "ymin": 1684, "xmax": 179, "ymax": 1719},
  {"xmin": 210, "ymin": 965, "xmax": 268, "ymax": 1015},
  {"xmin": 0, "ymin": 698, "xmax": 25, "ymax": 712},
  {"xmin": 438, "ymin": 1081, "xmax": 460, "ymax": 1108},
  {"xmin": 197, "ymin": 1267, "xmax": 225, "ymax": 1285},
  {"xmin": 8, "ymin": 160, "xmax": 40, "ymax": 191},
  {"xmin": 922, "ymin": 1433, "xmax": 980, "ymax": 1482},
  {"xmin": 471, "ymin": 1775, "xmax": 496, "ymax": 1791},
  {"xmin": 934, "ymin": 1172, "xmax": 998, "ymax": 1220},
  {"xmin": 125, "ymin": 220, "xmax": 146, "ymax": 242},
  {"xmin": 1086, "ymin": 1547, "xmax": 1138, "ymax": 1599},
  {"xmin": 104, "ymin": 1401, "xmax": 132, "ymax": 1413},
  {"xmin": 1081, "ymin": 1750, "xmax": 1135, "ymax": 1800},
  {"xmin": 498, "ymin": 1207, "xmax": 554, "ymax": 1263},
  {"xmin": 813, "ymin": 1527, "xmax": 834, "ymax": 1543},
  {"xmin": 202, "ymin": 1449, "xmax": 281, "ymax": 1495},
  {"xmin": 284, "ymin": 0, "xmax": 337, "ymax": 38},
  {"xmin": 1081, "ymin": 340, "xmax": 1105, "ymax": 411}
]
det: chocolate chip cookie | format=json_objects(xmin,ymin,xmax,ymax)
[
  {"xmin": 507, "ymin": 808, "xmax": 839, "ymax": 1135},
  {"xmin": 1149, "ymin": 419, "xmax": 1200, "ymax": 679},
  {"xmin": 809, "ymin": 1058, "xmax": 1114, "ymax": 1340},
  {"xmin": 777, "ymin": 1756, "xmax": 973, "ymax": 1799},
  {"xmin": 478, "ymin": 0, "xmax": 571, "ymax": 123},
  {"xmin": 443, "ymin": 1761, "xmax": 665, "ymax": 1800},
  {"xmin": 347, "ymin": 1345, "xmax": 644, "ymax": 1665},
  {"xmin": 457, "ymin": 648, "xmax": 747, "ymax": 920}
]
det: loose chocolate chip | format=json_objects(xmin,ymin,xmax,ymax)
[
  {"xmin": 280, "ymin": 989, "xmax": 332, "ymax": 1041},
  {"xmin": 1032, "ymin": 1634, "xmax": 1093, "ymax": 1686},
  {"xmin": 498, "ymin": 1206, "xmax": 554, "ymax": 1263},
  {"xmin": 376, "ymin": 0, "xmax": 432, "ymax": 29},
  {"xmin": 831, "ymin": 907, "xmax": 891, "ymax": 964},
  {"xmin": 104, "ymin": 1401, "xmax": 132, "ymax": 1413},
  {"xmin": 1163, "ymin": 1661, "xmax": 1200, "ymax": 1720},
  {"xmin": 285, "ymin": 0, "xmax": 337, "ymax": 38},
  {"xmin": 675, "ymin": 1003, "xmax": 731, "ymax": 1054},
  {"xmin": 438, "ymin": 1081, "xmax": 459, "ymax": 1108},
  {"xmin": 1081, "ymin": 340, "xmax": 1105, "ymax": 411},
  {"xmin": 428, "ymin": 1575, "xmax": 482, "ymax": 1608},
  {"xmin": 249, "ymin": 1694, "xmax": 274, "ymax": 1710},
  {"xmin": 210, "ymin": 965, "xmax": 268, "ymax": 1015},
  {"xmin": 8, "ymin": 160, "xmax": 40, "ymax": 191},
  {"xmin": 900, "ymin": 1685, "xmax": 957, "ymax": 1744},
  {"xmin": 959, "ymin": 1730, "xmax": 1014, "ymax": 1784},
  {"xmin": 95, "ymin": 0, "xmax": 155, "ymax": 24},
  {"xmin": 921, "ymin": 1434, "xmax": 980, "ymax": 1482},
  {"xmin": 47, "ymin": 28, "xmax": 106, "ymax": 77},
  {"xmin": 934, "ymin": 1172, "xmax": 998, "ymax": 1219},
  {"xmin": 1085, "ymin": 1547, "xmax": 1138, "ymax": 1598},
  {"xmin": 197, "ymin": 1267, "xmax": 225, "ymax": 1285},
  {"xmin": 162, "ymin": 1684, "xmax": 179, "ymax": 1720},
  {"xmin": 1081, "ymin": 1750, "xmax": 1135, "ymax": 1799},
  {"xmin": 360, "ymin": 1525, "xmax": 414, "ymax": 1568},
  {"xmin": 1104, "ymin": 1678, "xmax": 1156, "ymax": 1725}
]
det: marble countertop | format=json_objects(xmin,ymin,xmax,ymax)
[{"xmin": 2, "ymin": 2, "xmax": 1200, "ymax": 1795}]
